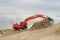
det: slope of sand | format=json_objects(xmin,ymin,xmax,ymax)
[
  {"xmin": 41, "ymin": 35, "xmax": 60, "ymax": 40},
  {"xmin": 0, "ymin": 23, "xmax": 60, "ymax": 40}
]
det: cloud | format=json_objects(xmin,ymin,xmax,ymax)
[
  {"xmin": 0, "ymin": 0, "xmax": 60, "ymax": 14},
  {"xmin": 15, "ymin": 0, "xmax": 44, "ymax": 4}
]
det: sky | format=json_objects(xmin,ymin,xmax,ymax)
[{"xmin": 0, "ymin": 0, "xmax": 60, "ymax": 29}]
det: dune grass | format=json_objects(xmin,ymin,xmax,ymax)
[
  {"xmin": 0, "ymin": 29, "xmax": 12, "ymax": 35},
  {"xmin": 30, "ymin": 19, "xmax": 53, "ymax": 30}
]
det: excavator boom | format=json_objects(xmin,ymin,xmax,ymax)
[{"xmin": 23, "ymin": 14, "xmax": 46, "ymax": 24}]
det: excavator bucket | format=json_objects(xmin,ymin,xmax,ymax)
[{"xmin": 47, "ymin": 17, "xmax": 54, "ymax": 23}]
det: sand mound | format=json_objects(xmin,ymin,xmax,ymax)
[{"xmin": 30, "ymin": 19, "xmax": 53, "ymax": 30}]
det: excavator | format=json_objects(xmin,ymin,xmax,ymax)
[{"xmin": 13, "ymin": 13, "xmax": 54, "ymax": 31}]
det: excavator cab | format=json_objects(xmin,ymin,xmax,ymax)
[{"xmin": 20, "ymin": 22, "xmax": 27, "ymax": 29}]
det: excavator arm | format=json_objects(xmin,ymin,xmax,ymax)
[{"xmin": 21, "ymin": 14, "xmax": 54, "ymax": 26}]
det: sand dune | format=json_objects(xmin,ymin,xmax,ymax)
[{"xmin": 0, "ymin": 23, "xmax": 60, "ymax": 40}]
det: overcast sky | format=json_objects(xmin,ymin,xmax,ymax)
[{"xmin": 0, "ymin": 0, "xmax": 60, "ymax": 29}]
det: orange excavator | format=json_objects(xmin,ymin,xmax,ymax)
[{"xmin": 13, "ymin": 14, "xmax": 54, "ymax": 31}]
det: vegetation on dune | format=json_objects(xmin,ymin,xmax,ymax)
[
  {"xmin": 3, "ymin": 29, "xmax": 12, "ymax": 32},
  {"xmin": 30, "ymin": 19, "xmax": 53, "ymax": 30},
  {"xmin": 0, "ymin": 29, "xmax": 12, "ymax": 35}
]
